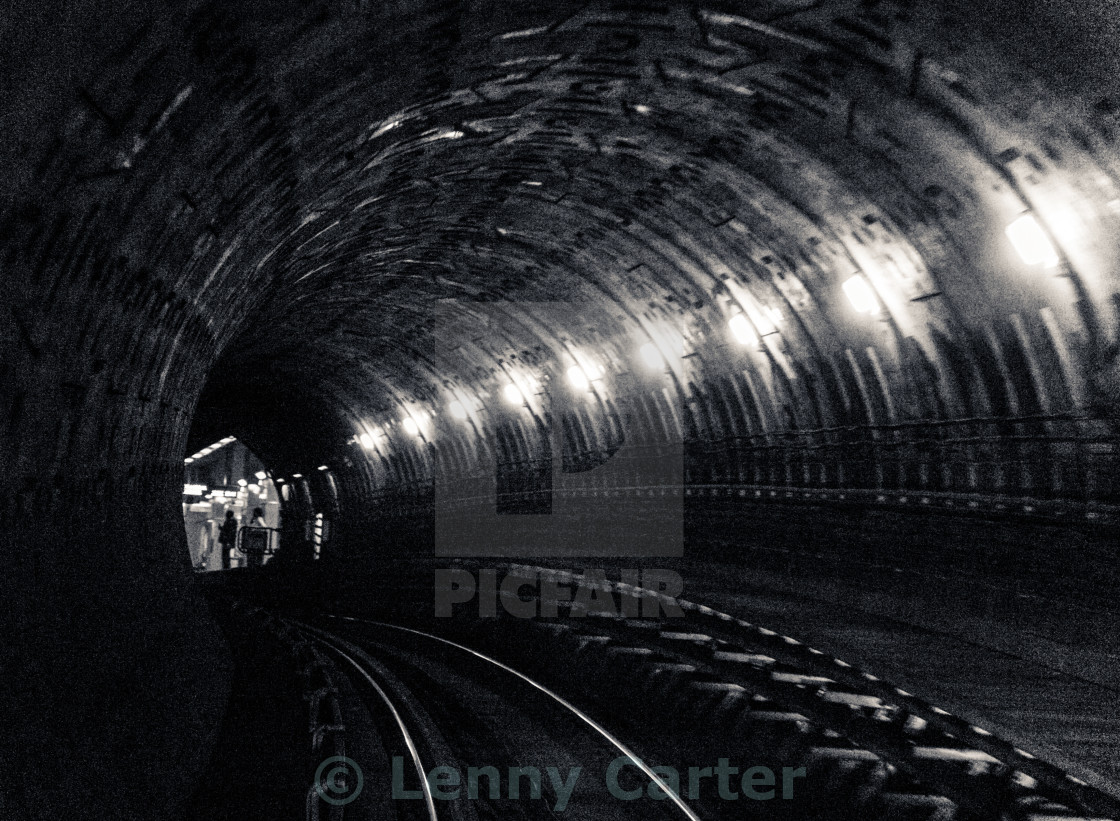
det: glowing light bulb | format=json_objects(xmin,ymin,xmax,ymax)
[
  {"xmin": 1006, "ymin": 214, "xmax": 1059, "ymax": 267},
  {"xmin": 403, "ymin": 417, "xmax": 420, "ymax": 436},
  {"xmin": 449, "ymin": 400, "xmax": 468, "ymax": 420},
  {"xmin": 566, "ymin": 365, "xmax": 591, "ymax": 391},
  {"xmin": 639, "ymin": 342, "xmax": 664, "ymax": 370},
  {"xmin": 728, "ymin": 314, "xmax": 757, "ymax": 345},
  {"xmin": 503, "ymin": 383, "xmax": 525, "ymax": 405},
  {"xmin": 359, "ymin": 432, "xmax": 375, "ymax": 449},
  {"xmin": 842, "ymin": 275, "xmax": 880, "ymax": 315}
]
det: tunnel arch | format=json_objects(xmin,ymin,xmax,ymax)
[{"xmin": 4, "ymin": 0, "xmax": 1120, "ymax": 817}]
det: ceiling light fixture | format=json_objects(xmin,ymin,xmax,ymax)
[
  {"xmin": 728, "ymin": 314, "xmax": 757, "ymax": 346},
  {"xmin": 1006, "ymin": 214, "xmax": 1060, "ymax": 267},
  {"xmin": 842, "ymin": 275, "xmax": 880, "ymax": 315}
]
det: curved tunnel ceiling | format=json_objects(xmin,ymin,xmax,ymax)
[
  {"xmin": 6, "ymin": 1, "xmax": 1120, "ymax": 816},
  {"xmin": 4, "ymin": 0, "xmax": 1120, "ymax": 511}
]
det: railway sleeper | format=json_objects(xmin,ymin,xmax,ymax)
[
  {"xmin": 1005, "ymin": 794, "xmax": 1117, "ymax": 821},
  {"xmin": 800, "ymin": 747, "xmax": 894, "ymax": 817},
  {"xmin": 875, "ymin": 791, "xmax": 961, "ymax": 821}
]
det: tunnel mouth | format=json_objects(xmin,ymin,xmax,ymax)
[{"xmin": 182, "ymin": 435, "xmax": 283, "ymax": 570}]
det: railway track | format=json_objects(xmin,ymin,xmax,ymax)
[
  {"xmin": 231, "ymin": 559, "xmax": 1120, "ymax": 821},
  {"xmin": 291, "ymin": 618, "xmax": 705, "ymax": 820},
  {"xmin": 289, "ymin": 559, "xmax": 1120, "ymax": 821}
]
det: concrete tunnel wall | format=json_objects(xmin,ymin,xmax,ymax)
[{"xmin": 2, "ymin": 0, "xmax": 1120, "ymax": 817}]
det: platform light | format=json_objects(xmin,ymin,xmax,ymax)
[
  {"xmin": 639, "ymin": 342, "xmax": 664, "ymax": 370},
  {"xmin": 1006, "ymin": 214, "xmax": 1059, "ymax": 267},
  {"xmin": 842, "ymin": 275, "xmax": 880, "ymax": 315},
  {"xmin": 449, "ymin": 400, "xmax": 469, "ymax": 420},
  {"xmin": 183, "ymin": 484, "xmax": 207, "ymax": 495},
  {"xmin": 185, "ymin": 436, "xmax": 238, "ymax": 463},
  {"xmin": 237, "ymin": 479, "xmax": 248, "ymax": 487},
  {"xmin": 255, "ymin": 471, "xmax": 267, "ymax": 481},
  {"xmin": 728, "ymin": 314, "xmax": 757, "ymax": 346}
]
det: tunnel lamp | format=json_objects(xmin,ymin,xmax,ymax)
[
  {"xmin": 237, "ymin": 479, "xmax": 248, "ymax": 487},
  {"xmin": 1006, "ymin": 214, "xmax": 1059, "ymax": 267},
  {"xmin": 402, "ymin": 417, "xmax": 421, "ymax": 436},
  {"xmin": 184, "ymin": 457, "xmax": 194, "ymax": 464},
  {"xmin": 255, "ymin": 471, "xmax": 267, "ymax": 480},
  {"xmin": 639, "ymin": 342, "xmax": 664, "ymax": 370},
  {"xmin": 728, "ymin": 314, "xmax": 757, "ymax": 346},
  {"xmin": 449, "ymin": 400, "xmax": 469, "ymax": 420},
  {"xmin": 292, "ymin": 473, "xmax": 303, "ymax": 479},
  {"xmin": 183, "ymin": 484, "xmax": 207, "ymax": 495},
  {"xmin": 503, "ymin": 383, "xmax": 526, "ymax": 405},
  {"xmin": 842, "ymin": 275, "xmax": 880, "ymax": 315},
  {"xmin": 566, "ymin": 365, "xmax": 592, "ymax": 392},
  {"xmin": 317, "ymin": 465, "xmax": 329, "ymax": 471}
]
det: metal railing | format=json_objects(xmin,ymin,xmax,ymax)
[{"xmin": 236, "ymin": 526, "xmax": 280, "ymax": 556}]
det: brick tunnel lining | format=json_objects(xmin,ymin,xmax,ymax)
[{"xmin": 2, "ymin": 0, "xmax": 1120, "ymax": 817}]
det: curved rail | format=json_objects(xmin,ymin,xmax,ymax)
[
  {"xmin": 327, "ymin": 615, "xmax": 705, "ymax": 821},
  {"xmin": 302, "ymin": 625, "xmax": 440, "ymax": 821}
]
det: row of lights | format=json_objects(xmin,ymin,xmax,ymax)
[
  {"xmin": 346, "ymin": 212, "xmax": 1063, "ymax": 460},
  {"xmin": 263, "ymin": 467, "xmax": 326, "ymax": 487},
  {"xmin": 184, "ymin": 469, "xmax": 272, "ymax": 498},
  {"xmin": 184, "ymin": 436, "xmax": 237, "ymax": 464},
  {"xmin": 835, "ymin": 212, "xmax": 1062, "ymax": 318},
  {"xmin": 354, "ymin": 329, "xmax": 731, "ymax": 449}
]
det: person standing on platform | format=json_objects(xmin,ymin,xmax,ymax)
[
  {"xmin": 218, "ymin": 509, "xmax": 238, "ymax": 570},
  {"xmin": 245, "ymin": 506, "xmax": 268, "ymax": 568}
]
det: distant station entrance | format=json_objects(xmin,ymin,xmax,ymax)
[{"xmin": 182, "ymin": 437, "xmax": 281, "ymax": 570}]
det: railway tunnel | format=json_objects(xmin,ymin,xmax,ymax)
[{"xmin": 3, "ymin": 0, "xmax": 1120, "ymax": 818}]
